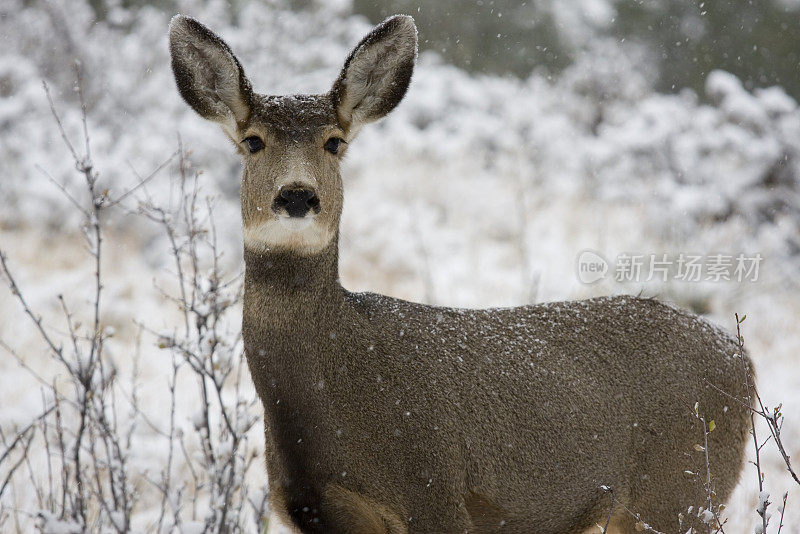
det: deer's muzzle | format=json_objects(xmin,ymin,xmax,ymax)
[{"xmin": 272, "ymin": 187, "xmax": 321, "ymax": 218}]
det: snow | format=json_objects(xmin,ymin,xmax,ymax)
[
  {"xmin": 699, "ymin": 508, "xmax": 715, "ymax": 524},
  {"xmin": 1, "ymin": 0, "xmax": 799, "ymax": 532},
  {"xmin": 36, "ymin": 512, "xmax": 82, "ymax": 534},
  {"xmin": 757, "ymin": 490, "xmax": 770, "ymax": 514}
]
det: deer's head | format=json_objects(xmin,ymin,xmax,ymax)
[{"xmin": 169, "ymin": 14, "xmax": 417, "ymax": 256}]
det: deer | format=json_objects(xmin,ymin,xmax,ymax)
[{"xmin": 168, "ymin": 13, "xmax": 753, "ymax": 534}]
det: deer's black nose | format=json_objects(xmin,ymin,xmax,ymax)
[{"xmin": 273, "ymin": 188, "xmax": 320, "ymax": 217}]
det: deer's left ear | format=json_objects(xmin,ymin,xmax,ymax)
[
  {"xmin": 169, "ymin": 15, "xmax": 253, "ymax": 136},
  {"xmin": 331, "ymin": 15, "xmax": 417, "ymax": 139}
]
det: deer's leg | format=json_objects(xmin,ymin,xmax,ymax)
[
  {"xmin": 267, "ymin": 488, "xmax": 300, "ymax": 533},
  {"xmin": 320, "ymin": 483, "xmax": 408, "ymax": 534},
  {"xmin": 578, "ymin": 521, "xmax": 629, "ymax": 534},
  {"xmin": 265, "ymin": 510, "xmax": 297, "ymax": 534}
]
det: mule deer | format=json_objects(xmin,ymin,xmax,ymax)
[{"xmin": 169, "ymin": 14, "xmax": 752, "ymax": 534}]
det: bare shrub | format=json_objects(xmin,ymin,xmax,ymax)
[{"xmin": 0, "ymin": 71, "xmax": 267, "ymax": 533}]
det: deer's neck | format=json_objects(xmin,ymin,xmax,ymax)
[
  {"xmin": 242, "ymin": 241, "xmax": 348, "ymax": 488},
  {"xmin": 242, "ymin": 239, "xmax": 345, "ymax": 407},
  {"xmin": 242, "ymin": 240, "xmax": 343, "ymax": 337}
]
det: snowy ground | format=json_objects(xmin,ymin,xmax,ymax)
[{"xmin": 1, "ymin": 0, "xmax": 799, "ymax": 532}]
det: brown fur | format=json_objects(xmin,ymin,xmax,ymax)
[{"xmin": 169, "ymin": 14, "xmax": 753, "ymax": 534}]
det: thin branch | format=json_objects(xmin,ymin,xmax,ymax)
[
  {"xmin": 0, "ymin": 405, "xmax": 56, "ymax": 468},
  {"xmin": 735, "ymin": 313, "xmax": 769, "ymax": 534},
  {"xmin": 109, "ymin": 151, "xmax": 179, "ymax": 208},
  {"xmin": 35, "ymin": 164, "xmax": 88, "ymax": 215},
  {"xmin": 752, "ymin": 390, "xmax": 800, "ymax": 486},
  {"xmin": 600, "ymin": 485, "xmax": 615, "ymax": 534},
  {"xmin": 41, "ymin": 81, "xmax": 80, "ymax": 164},
  {"xmin": 776, "ymin": 491, "xmax": 788, "ymax": 534},
  {"xmin": 0, "ymin": 251, "xmax": 64, "ymax": 359},
  {"xmin": 0, "ymin": 429, "xmax": 35, "ymax": 502}
]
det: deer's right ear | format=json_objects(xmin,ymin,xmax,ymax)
[{"xmin": 169, "ymin": 15, "xmax": 253, "ymax": 135}]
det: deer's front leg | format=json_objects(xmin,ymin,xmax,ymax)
[{"xmin": 318, "ymin": 484, "xmax": 407, "ymax": 534}]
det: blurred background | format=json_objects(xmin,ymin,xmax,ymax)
[{"xmin": 1, "ymin": 0, "xmax": 799, "ymax": 532}]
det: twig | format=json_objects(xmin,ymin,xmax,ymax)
[
  {"xmin": 35, "ymin": 164, "xmax": 88, "ymax": 215},
  {"xmin": 109, "ymin": 151, "xmax": 178, "ymax": 208},
  {"xmin": 692, "ymin": 404, "xmax": 727, "ymax": 534},
  {"xmin": 615, "ymin": 494, "xmax": 666, "ymax": 534},
  {"xmin": 41, "ymin": 81, "xmax": 80, "ymax": 165},
  {"xmin": 0, "ymin": 405, "xmax": 56, "ymax": 468},
  {"xmin": 0, "ymin": 252, "xmax": 64, "ymax": 359},
  {"xmin": 776, "ymin": 491, "xmax": 788, "ymax": 534},
  {"xmin": 0, "ymin": 430, "xmax": 35, "ymax": 502},
  {"xmin": 735, "ymin": 313, "xmax": 769, "ymax": 534},
  {"xmin": 410, "ymin": 206, "xmax": 436, "ymax": 305},
  {"xmin": 600, "ymin": 485, "xmax": 614, "ymax": 534},
  {"xmin": 752, "ymin": 390, "xmax": 800, "ymax": 486}
]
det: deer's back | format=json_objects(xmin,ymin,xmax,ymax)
[{"xmin": 328, "ymin": 293, "xmax": 750, "ymax": 532}]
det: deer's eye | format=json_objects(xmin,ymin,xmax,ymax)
[
  {"xmin": 324, "ymin": 137, "xmax": 345, "ymax": 155},
  {"xmin": 243, "ymin": 136, "xmax": 265, "ymax": 153}
]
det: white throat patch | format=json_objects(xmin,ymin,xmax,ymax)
[{"xmin": 243, "ymin": 217, "xmax": 334, "ymax": 256}]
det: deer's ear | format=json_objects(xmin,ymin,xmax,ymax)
[
  {"xmin": 331, "ymin": 15, "xmax": 417, "ymax": 138},
  {"xmin": 169, "ymin": 15, "xmax": 253, "ymax": 135}
]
